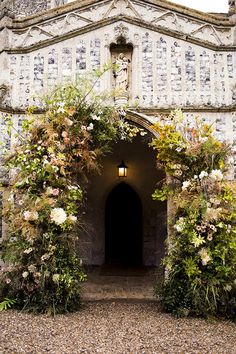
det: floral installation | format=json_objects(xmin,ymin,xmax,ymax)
[
  {"xmin": 151, "ymin": 109, "xmax": 236, "ymax": 318},
  {"xmin": 0, "ymin": 70, "xmax": 144, "ymax": 314}
]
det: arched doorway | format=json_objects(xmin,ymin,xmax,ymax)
[{"xmin": 105, "ymin": 182, "xmax": 143, "ymax": 265}]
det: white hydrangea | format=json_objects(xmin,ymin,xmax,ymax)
[
  {"xmin": 50, "ymin": 208, "xmax": 67, "ymax": 225},
  {"xmin": 22, "ymin": 271, "xmax": 29, "ymax": 278},
  {"xmin": 209, "ymin": 169, "xmax": 223, "ymax": 181}
]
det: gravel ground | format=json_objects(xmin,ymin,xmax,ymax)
[{"xmin": 0, "ymin": 301, "xmax": 235, "ymax": 354}]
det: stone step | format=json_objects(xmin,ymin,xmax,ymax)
[{"xmin": 81, "ymin": 266, "xmax": 162, "ymax": 301}]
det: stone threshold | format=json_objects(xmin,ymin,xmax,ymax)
[{"xmin": 81, "ymin": 265, "xmax": 162, "ymax": 301}]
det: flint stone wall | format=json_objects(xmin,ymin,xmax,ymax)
[{"xmin": 3, "ymin": 25, "xmax": 236, "ymax": 110}]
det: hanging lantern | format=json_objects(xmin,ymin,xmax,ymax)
[{"xmin": 117, "ymin": 160, "xmax": 128, "ymax": 177}]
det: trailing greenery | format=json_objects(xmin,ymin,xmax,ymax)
[
  {"xmin": 151, "ymin": 110, "xmax": 236, "ymax": 318},
  {"xmin": 0, "ymin": 71, "xmax": 143, "ymax": 314}
]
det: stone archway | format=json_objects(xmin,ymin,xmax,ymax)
[
  {"xmin": 78, "ymin": 122, "xmax": 167, "ymax": 267},
  {"xmin": 105, "ymin": 182, "xmax": 143, "ymax": 265}
]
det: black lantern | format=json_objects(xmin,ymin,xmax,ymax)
[{"xmin": 117, "ymin": 160, "xmax": 128, "ymax": 177}]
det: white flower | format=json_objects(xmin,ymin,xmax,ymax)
[
  {"xmin": 91, "ymin": 114, "xmax": 100, "ymax": 121},
  {"xmin": 24, "ymin": 248, "xmax": 33, "ymax": 254},
  {"xmin": 64, "ymin": 117, "xmax": 73, "ymax": 126},
  {"xmin": 22, "ymin": 271, "xmax": 29, "ymax": 278},
  {"xmin": 41, "ymin": 253, "xmax": 50, "ymax": 261},
  {"xmin": 23, "ymin": 211, "xmax": 39, "ymax": 221},
  {"xmin": 204, "ymin": 207, "xmax": 222, "ymax": 221},
  {"xmin": 174, "ymin": 170, "xmax": 182, "ymax": 177},
  {"xmin": 174, "ymin": 217, "xmax": 185, "ymax": 233},
  {"xmin": 56, "ymin": 102, "xmax": 65, "ymax": 114},
  {"xmin": 68, "ymin": 185, "xmax": 78, "ymax": 190},
  {"xmin": 194, "ymin": 175, "xmax": 198, "ymax": 180},
  {"xmin": 182, "ymin": 180, "xmax": 191, "ymax": 191},
  {"xmin": 209, "ymin": 169, "xmax": 223, "ymax": 181},
  {"xmin": 198, "ymin": 248, "xmax": 211, "ymax": 266},
  {"xmin": 87, "ymin": 123, "xmax": 94, "ymax": 131},
  {"xmin": 57, "ymin": 107, "xmax": 65, "ymax": 114},
  {"xmin": 23, "ymin": 211, "xmax": 31, "ymax": 220},
  {"xmin": 199, "ymin": 171, "xmax": 208, "ymax": 179},
  {"xmin": 52, "ymin": 274, "xmax": 60, "ymax": 283},
  {"xmin": 209, "ymin": 197, "xmax": 221, "ymax": 206},
  {"xmin": 68, "ymin": 215, "xmax": 77, "ymax": 222},
  {"xmin": 7, "ymin": 193, "xmax": 14, "ymax": 202},
  {"xmin": 140, "ymin": 130, "xmax": 147, "ymax": 136},
  {"xmin": 207, "ymin": 234, "xmax": 213, "ymax": 241},
  {"xmin": 50, "ymin": 208, "xmax": 67, "ymax": 225},
  {"xmin": 228, "ymin": 156, "xmax": 234, "ymax": 165},
  {"xmin": 176, "ymin": 147, "xmax": 182, "ymax": 152},
  {"xmin": 28, "ymin": 265, "xmax": 36, "ymax": 273}
]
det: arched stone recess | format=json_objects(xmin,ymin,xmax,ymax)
[{"xmin": 77, "ymin": 113, "xmax": 167, "ymax": 267}]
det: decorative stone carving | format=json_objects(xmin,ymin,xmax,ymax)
[
  {"xmin": 103, "ymin": 0, "xmax": 142, "ymax": 20},
  {"xmin": 6, "ymin": 0, "xmax": 233, "ymax": 50},
  {"xmin": 114, "ymin": 23, "xmax": 129, "ymax": 43},
  {"xmin": 113, "ymin": 52, "xmax": 131, "ymax": 107},
  {"xmin": 114, "ymin": 53, "xmax": 130, "ymax": 92}
]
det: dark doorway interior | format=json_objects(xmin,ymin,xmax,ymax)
[{"xmin": 105, "ymin": 182, "xmax": 142, "ymax": 265}]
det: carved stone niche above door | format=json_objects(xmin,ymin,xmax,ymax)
[{"xmin": 110, "ymin": 42, "xmax": 133, "ymax": 107}]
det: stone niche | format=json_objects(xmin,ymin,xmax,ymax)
[{"xmin": 110, "ymin": 43, "xmax": 133, "ymax": 105}]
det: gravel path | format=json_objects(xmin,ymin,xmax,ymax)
[{"xmin": 0, "ymin": 301, "xmax": 235, "ymax": 354}]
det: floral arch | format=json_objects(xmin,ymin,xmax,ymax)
[{"xmin": 0, "ymin": 82, "xmax": 236, "ymax": 319}]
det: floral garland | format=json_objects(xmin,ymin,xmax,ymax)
[
  {"xmin": 0, "ymin": 79, "xmax": 143, "ymax": 314},
  {"xmin": 151, "ymin": 110, "xmax": 236, "ymax": 318}
]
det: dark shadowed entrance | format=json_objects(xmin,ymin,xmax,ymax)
[{"xmin": 105, "ymin": 182, "xmax": 142, "ymax": 265}]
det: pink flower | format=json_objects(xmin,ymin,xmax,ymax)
[{"xmin": 52, "ymin": 188, "xmax": 59, "ymax": 196}]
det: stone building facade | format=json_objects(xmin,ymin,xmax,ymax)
[{"xmin": 0, "ymin": 0, "xmax": 235, "ymax": 266}]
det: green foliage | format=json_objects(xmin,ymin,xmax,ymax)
[
  {"xmin": 152, "ymin": 110, "xmax": 236, "ymax": 319},
  {"xmin": 0, "ymin": 72, "xmax": 142, "ymax": 314},
  {"xmin": 152, "ymin": 186, "xmax": 171, "ymax": 201},
  {"xmin": 0, "ymin": 298, "xmax": 16, "ymax": 312}
]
